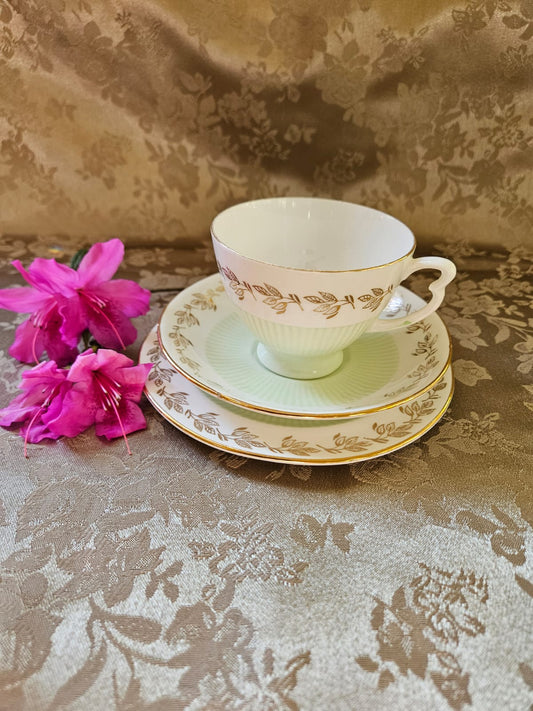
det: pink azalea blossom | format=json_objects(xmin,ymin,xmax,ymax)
[
  {"xmin": 64, "ymin": 239, "xmax": 151, "ymax": 352},
  {"xmin": 0, "ymin": 261, "xmax": 80, "ymax": 366},
  {"xmin": 0, "ymin": 360, "xmax": 72, "ymax": 456},
  {"xmin": 50, "ymin": 349, "xmax": 152, "ymax": 453},
  {"xmin": 0, "ymin": 239, "xmax": 150, "ymax": 365}
]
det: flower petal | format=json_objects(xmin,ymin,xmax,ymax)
[
  {"xmin": 94, "ymin": 348, "xmax": 133, "ymax": 370},
  {"xmin": 92, "ymin": 280, "xmax": 151, "ymax": 317},
  {"xmin": 0, "ymin": 361, "xmax": 70, "ymax": 432},
  {"xmin": 20, "ymin": 359, "xmax": 69, "ymax": 389},
  {"xmin": 20, "ymin": 421, "xmax": 60, "ymax": 443},
  {"xmin": 58, "ymin": 296, "xmax": 87, "ymax": 347},
  {"xmin": 0, "ymin": 392, "xmax": 40, "ymax": 426},
  {"xmin": 15, "ymin": 259, "xmax": 77, "ymax": 296},
  {"xmin": 8, "ymin": 304, "xmax": 79, "ymax": 366},
  {"xmin": 8, "ymin": 319, "xmax": 45, "ymax": 364},
  {"xmin": 86, "ymin": 303, "xmax": 137, "ymax": 350},
  {"xmin": 48, "ymin": 382, "xmax": 97, "ymax": 438},
  {"xmin": 77, "ymin": 239, "xmax": 125, "ymax": 286},
  {"xmin": 95, "ymin": 399, "xmax": 147, "ymax": 439},
  {"xmin": 0, "ymin": 286, "xmax": 49, "ymax": 313},
  {"xmin": 114, "ymin": 362, "xmax": 152, "ymax": 401},
  {"xmin": 66, "ymin": 348, "xmax": 104, "ymax": 383},
  {"xmin": 42, "ymin": 331, "xmax": 79, "ymax": 367}
]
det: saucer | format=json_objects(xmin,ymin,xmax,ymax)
[
  {"xmin": 158, "ymin": 274, "xmax": 451, "ymax": 420},
  {"xmin": 142, "ymin": 326, "xmax": 454, "ymax": 466}
]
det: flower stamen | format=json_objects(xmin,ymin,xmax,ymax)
[
  {"xmin": 93, "ymin": 371, "xmax": 131, "ymax": 454},
  {"xmin": 23, "ymin": 386, "xmax": 59, "ymax": 457},
  {"xmin": 31, "ymin": 324, "xmax": 40, "ymax": 365},
  {"xmin": 24, "ymin": 409, "xmax": 42, "ymax": 458},
  {"xmin": 94, "ymin": 372, "xmax": 121, "ymax": 410},
  {"xmin": 80, "ymin": 291, "xmax": 126, "ymax": 350},
  {"xmin": 108, "ymin": 396, "xmax": 132, "ymax": 456},
  {"xmin": 29, "ymin": 302, "xmax": 58, "ymax": 365}
]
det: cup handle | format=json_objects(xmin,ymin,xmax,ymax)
[{"xmin": 369, "ymin": 256, "xmax": 456, "ymax": 332}]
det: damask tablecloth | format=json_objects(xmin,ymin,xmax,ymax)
[{"xmin": 0, "ymin": 236, "xmax": 531, "ymax": 711}]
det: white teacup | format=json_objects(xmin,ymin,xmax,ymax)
[{"xmin": 211, "ymin": 198, "xmax": 456, "ymax": 379}]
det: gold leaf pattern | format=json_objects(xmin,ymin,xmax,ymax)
[
  {"xmin": 148, "ymin": 342, "xmax": 449, "ymax": 457},
  {"xmin": 220, "ymin": 264, "xmax": 393, "ymax": 319},
  {"xmin": 357, "ymin": 285, "xmax": 394, "ymax": 312}
]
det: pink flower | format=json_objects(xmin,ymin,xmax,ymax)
[
  {"xmin": 51, "ymin": 349, "xmax": 152, "ymax": 453},
  {"xmin": 0, "ymin": 239, "xmax": 151, "ymax": 365},
  {"xmin": 0, "ymin": 260, "xmax": 80, "ymax": 366},
  {"xmin": 0, "ymin": 360, "xmax": 72, "ymax": 456},
  {"xmin": 65, "ymin": 239, "xmax": 151, "ymax": 351}
]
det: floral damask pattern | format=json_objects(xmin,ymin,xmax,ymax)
[
  {"xmin": 0, "ymin": 237, "xmax": 532, "ymax": 709},
  {"xmin": 0, "ymin": 0, "xmax": 531, "ymax": 246},
  {"xmin": 357, "ymin": 565, "xmax": 489, "ymax": 710}
]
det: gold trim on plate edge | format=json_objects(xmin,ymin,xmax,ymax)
[
  {"xmin": 143, "ymin": 335, "xmax": 454, "ymax": 466},
  {"xmin": 157, "ymin": 277, "xmax": 452, "ymax": 420}
]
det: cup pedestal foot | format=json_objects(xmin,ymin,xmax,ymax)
[{"xmin": 256, "ymin": 343, "xmax": 343, "ymax": 380}]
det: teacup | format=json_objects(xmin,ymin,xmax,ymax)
[{"xmin": 211, "ymin": 197, "xmax": 456, "ymax": 379}]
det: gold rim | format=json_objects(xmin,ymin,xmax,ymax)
[
  {"xmin": 157, "ymin": 300, "xmax": 453, "ymax": 420},
  {"xmin": 212, "ymin": 237, "xmax": 415, "ymax": 275},
  {"xmin": 211, "ymin": 198, "xmax": 416, "ymax": 274},
  {"xmin": 143, "ymin": 367, "xmax": 454, "ymax": 466}
]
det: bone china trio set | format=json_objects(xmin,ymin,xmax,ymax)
[{"xmin": 141, "ymin": 198, "xmax": 456, "ymax": 465}]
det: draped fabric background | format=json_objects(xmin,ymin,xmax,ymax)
[
  {"xmin": 1, "ymin": 0, "xmax": 532, "ymax": 248},
  {"xmin": 0, "ymin": 1, "xmax": 532, "ymax": 710}
]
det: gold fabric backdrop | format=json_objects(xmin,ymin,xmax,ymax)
[
  {"xmin": 1, "ymin": 0, "xmax": 532, "ymax": 247},
  {"xmin": 0, "ymin": 1, "xmax": 532, "ymax": 711}
]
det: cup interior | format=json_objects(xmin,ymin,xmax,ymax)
[{"xmin": 211, "ymin": 198, "xmax": 415, "ymax": 271}]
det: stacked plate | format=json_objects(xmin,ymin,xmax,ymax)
[{"xmin": 140, "ymin": 274, "xmax": 453, "ymax": 466}]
